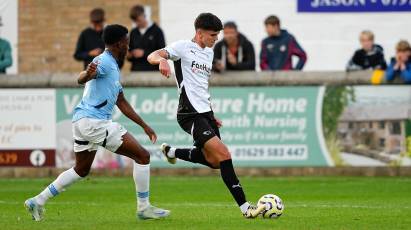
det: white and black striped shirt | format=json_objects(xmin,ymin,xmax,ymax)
[{"xmin": 165, "ymin": 40, "xmax": 214, "ymax": 114}]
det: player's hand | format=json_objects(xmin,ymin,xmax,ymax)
[
  {"xmin": 144, "ymin": 125, "xmax": 157, "ymax": 144},
  {"xmin": 215, "ymin": 117, "xmax": 223, "ymax": 128},
  {"xmin": 86, "ymin": 62, "xmax": 98, "ymax": 78},
  {"xmin": 89, "ymin": 48, "xmax": 103, "ymax": 57},
  {"xmin": 132, "ymin": 49, "xmax": 145, "ymax": 58},
  {"xmin": 159, "ymin": 59, "xmax": 171, "ymax": 78}
]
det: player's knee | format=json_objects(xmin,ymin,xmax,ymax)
[
  {"xmin": 205, "ymin": 146, "xmax": 231, "ymax": 168},
  {"xmin": 209, "ymin": 161, "xmax": 220, "ymax": 169},
  {"xmin": 135, "ymin": 149, "xmax": 150, "ymax": 165},
  {"xmin": 141, "ymin": 153, "xmax": 150, "ymax": 164},
  {"xmin": 209, "ymin": 151, "xmax": 231, "ymax": 169},
  {"xmin": 74, "ymin": 166, "xmax": 91, "ymax": 177},
  {"xmin": 218, "ymin": 146, "xmax": 231, "ymax": 162}
]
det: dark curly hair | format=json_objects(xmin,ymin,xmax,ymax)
[
  {"xmin": 194, "ymin": 13, "xmax": 223, "ymax": 31},
  {"xmin": 102, "ymin": 24, "xmax": 128, "ymax": 45}
]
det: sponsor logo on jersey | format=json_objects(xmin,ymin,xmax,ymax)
[
  {"xmin": 191, "ymin": 60, "xmax": 211, "ymax": 77},
  {"xmin": 191, "ymin": 61, "xmax": 211, "ymax": 73}
]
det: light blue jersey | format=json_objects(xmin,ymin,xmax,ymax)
[{"xmin": 72, "ymin": 50, "xmax": 123, "ymax": 122}]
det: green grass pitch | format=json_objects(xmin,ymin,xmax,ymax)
[{"xmin": 1, "ymin": 176, "xmax": 410, "ymax": 229}]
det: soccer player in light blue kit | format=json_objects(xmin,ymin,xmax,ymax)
[{"xmin": 24, "ymin": 24, "xmax": 169, "ymax": 221}]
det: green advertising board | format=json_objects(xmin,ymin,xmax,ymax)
[{"xmin": 56, "ymin": 86, "xmax": 332, "ymax": 168}]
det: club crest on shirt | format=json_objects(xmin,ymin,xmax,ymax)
[{"xmin": 267, "ymin": 44, "xmax": 274, "ymax": 50}]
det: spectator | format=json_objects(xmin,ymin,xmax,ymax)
[
  {"xmin": 346, "ymin": 30, "xmax": 387, "ymax": 71},
  {"xmin": 73, "ymin": 8, "xmax": 106, "ymax": 70},
  {"xmin": 0, "ymin": 36, "xmax": 12, "ymax": 74},
  {"xmin": 213, "ymin": 22, "xmax": 255, "ymax": 72},
  {"xmin": 127, "ymin": 5, "xmax": 165, "ymax": 71},
  {"xmin": 260, "ymin": 15, "xmax": 306, "ymax": 71},
  {"xmin": 385, "ymin": 40, "xmax": 411, "ymax": 84}
]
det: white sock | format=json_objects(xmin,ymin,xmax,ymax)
[
  {"xmin": 133, "ymin": 162, "xmax": 151, "ymax": 211},
  {"xmin": 240, "ymin": 202, "xmax": 251, "ymax": 214},
  {"xmin": 168, "ymin": 147, "xmax": 176, "ymax": 158},
  {"xmin": 34, "ymin": 167, "xmax": 82, "ymax": 206}
]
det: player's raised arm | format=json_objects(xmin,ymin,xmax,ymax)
[
  {"xmin": 147, "ymin": 49, "xmax": 171, "ymax": 78},
  {"xmin": 116, "ymin": 92, "xmax": 157, "ymax": 143},
  {"xmin": 77, "ymin": 62, "xmax": 98, "ymax": 84}
]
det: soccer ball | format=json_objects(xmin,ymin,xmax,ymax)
[{"xmin": 258, "ymin": 194, "xmax": 284, "ymax": 219}]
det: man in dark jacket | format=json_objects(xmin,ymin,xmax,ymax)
[
  {"xmin": 73, "ymin": 8, "xmax": 106, "ymax": 70},
  {"xmin": 346, "ymin": 30, "xmax": 387, "ymax": 71},
  {"xmin": 260, "ymin": 15, "xmax": 307, "ymax": 71},
  {"xmin": 127, "ymin": 5, "xmax": 165, "ymax": 71},
  {"xmin": 213, "ymin": 22, "xmax": 255, "ymax": 72}
]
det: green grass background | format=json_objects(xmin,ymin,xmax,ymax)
[{"xmin": 1, "ymin": 176, "xmax": 410, "ymax": 229}]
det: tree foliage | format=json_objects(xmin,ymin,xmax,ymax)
[{"xmin": 322, "ymin": 86, "xmax": 355, "ymax": 137}]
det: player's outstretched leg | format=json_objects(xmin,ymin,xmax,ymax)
[
  {"xmin": 161, "ymin": 143, "xmax": 217, "ymax": 168},
  {"xmin": 24, "ymin": 150, "xmax": 95, "ymax": 221},
  {"xmin": 202, "ymin": 137, "xmax": 261, "ymax": 218},
  {"xmin": 116, "ymin": 132, "xmax": 170, "ymax": 220},
  {"xmin": 162, "ymin": 138, "xmax": 260, "ymax": 218}
]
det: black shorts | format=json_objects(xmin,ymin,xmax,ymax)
[{"xmin": 177, "ymin": 111, "xmax": 221, "ymax": 148}]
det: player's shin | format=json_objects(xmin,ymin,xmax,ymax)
[
  {"xmin": 34, "ymin": 167, "xmax": 83, "ymax": 206},
  {"xmin": 174, "ymin": 147, "xmax": 216, "ymax": 168},
  {"xmin": 219, "ymin": 159, "xmax": 251, "ymax": 214},
  {"xmin": 133, "ymin": 162, "xmax": 151, "ymax": 211}
]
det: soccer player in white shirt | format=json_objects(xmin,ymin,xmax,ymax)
[{"xmin": 148, "ymin": 13, "xmax": 262, "ymax": 218}]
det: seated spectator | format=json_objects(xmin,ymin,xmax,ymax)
[
  {"xmin": 385, "ymin": 40, "xmax": 411, "ymax": 84},
  {"xmin": 213, "ymin": 22, "xmax": 255, "ymax": 72},
  {"xmin": 73, "ymin": 8, "xmax": 107, "ymax": 70},
  {"xmin": 0, "ymin": 36, "xmax": 12, "ymax": 74},
  {"xmin": 346, "ymin": 30, "xmax": 387, "ymax": 71},
  {"xmin": 127, "ymin": 5, "xmax": 165, "ymax": 71},
  {"xmin": 260, "ymin": 15, "xmax": 306, "ymax": 71}
]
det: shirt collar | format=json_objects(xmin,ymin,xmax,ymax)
[{"xmin": 139, "ymin": 20, "xmax": 153, "ymax": 35}]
